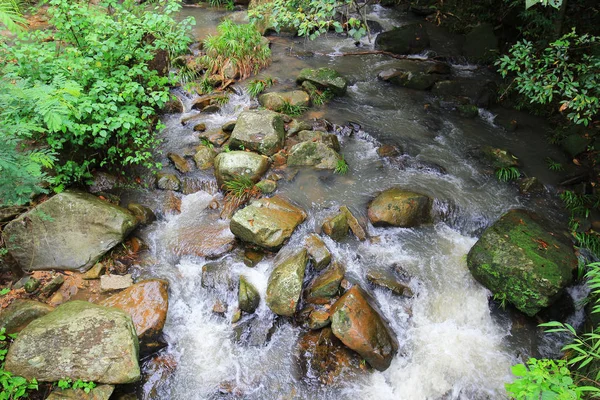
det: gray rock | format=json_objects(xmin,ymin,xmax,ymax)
[
  {"xmin": 214, "ymin": 151, "xmax": 270, "ymax": 188},
  {"xmin": 156, "ymin": 173, "xmax": 181, "ymax": 191},
  {"xmin": 287, "ymin": 141, "xmax": 342, "ymax": 169},
  {"xmin": 238, "ymin": 276, "xmax": 260, "ymax": 314},
  {"xmin": 297, "ymin": 131, "xmax": 340, "ymax": 151},
  {"xmin": 266, "ymin": 249, "xmax": 308, "ymax": 316},
  {"xmin": 0, "ymin": 299, "xmax": 54, "ymax": 334},
  {"xmin": 100, "ymin": 274, "xmax": 133, "ymax": 292},
  {"xmin": 258, "ymin": 90, "xmax": 310, "ymax": 111},
  {"xmin": 3, "ymin": 191, "xmax": 137, "ymax": 272},
  {"xmin": 230, "ymin": 110, "xmax": 286, "ymax": 156},
  {"xmin": 304, "ymin": 234, "xmax": 331, "ymax": 270},
  {"xmin": 4, "ymin": 301, "xmax": 140, "ymax": 383}
]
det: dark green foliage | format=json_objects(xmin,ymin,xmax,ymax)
[
  {"xmin": 334, "ymin": 157, "xmax": 349, "ymax": 174},
  {"xmin": 495, "ymin": 166, "xmax": 521, "ymax": 182},
  {"xmin": 0, "ymin": 328, "xmax": 39, "ymax": 400},
  {"xmin": 247, "ymin": 77, "xmax": 275, "ymax": 98},
  {"xmin": 277, "ymin": 101, "xmax": 308, "ymax": 117}
]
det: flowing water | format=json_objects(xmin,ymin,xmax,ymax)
[{"xmin": 123, "ymin": 5, "xmax": 582, "ymax": 399}]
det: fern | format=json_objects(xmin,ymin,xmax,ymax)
[{"xmin": 0, "ymin": 0, "xmax": 26, "ymax": 33}]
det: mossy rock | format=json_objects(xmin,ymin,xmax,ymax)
[
  {"xmin": 467, "ymin": 209, "xmax": 577, "ymax": 317},
  {"xmin": 296, "ymin": 68, "xmax": 348, "ymax": 96},
  {"xmin": 266, "ymin": 249, "xmax": 308, "ymax": 316},
  {"xmin": 287, "ymin": 141, "xmax": 342, "ymax": 170}
]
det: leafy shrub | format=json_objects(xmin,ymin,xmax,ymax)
[
  {"xmin": 495, "ymin": 166, "xmax": 521, "ymax": 182},
  {"xmin": 334, "ymin": 157, "xmax": 349, "ymax": 175},
  {"xmin": 247, "ymin": 77, "xmax": 275, "ymax": 98},
  {"xmin": 0, "ymin": 328, "xmax": 39, "ymax": 400},
  {"xmin": 277, "ymin": 101, "xmax": 308, "ymax": 117},
  {"xmin": 202, "ymin": 20, "xmax": 271, "ymax": 80},
  {"xmin": 0, "ymin": 0, "xmax": 194, "ymax": 194},
  {"xmin": 0, "ymin": 0, "xmax": 26, "ymax": 33}
]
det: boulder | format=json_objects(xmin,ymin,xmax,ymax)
[
  {"xmin": 467, "ymin": 209, "xmax": 577, "ymax": 316},
  {"xmin": 462, "ymin": 23, "xmax": 498, "ymax": 63},
  {"xmin": 5, "ymin": 301, "xmax": 140, "ymax": 383},
  {"xmin": 329, "ymin": 286, "xmax": 398, "ymax": 371},
  {"xmin": 287, "ymin": 141, "xmax": 343, "ymax": 169},
  {"xmin": 375, "ymin": 23, "xmax": 430, "ymax": 55},
  {"xmin": 378, "ymin": 69, "xmax": 440, "ymax": 90},
  {"xmin": 259, "ymin": 91, "xmax": 310, "ymax": 111},
  {"xmin": 100, "ymin": 279, "xmax": 169, "ymax": 342},
  {"xmin": 46, "ymin": 385, "xmax": 114, "ymax": 400},
  {"xmin": 156, "ymin": 173, "xmax": 181, "ymax": 191},
  {"xmin": 304, "ymin": 234, "xmax": 331, "ymax": 270},
  {"xmin": 230, "ymin": 196, "xmax": 306, "ymax": 250},
  {"xmin": 297, "ymin": 130, "xmax": 340, "ymax": 151},
  {"xmin": 322, "ymin": 212, "xmax": 349, "ymax": 241},
  {"xmin": 266, "ymin": 249, "xmax": 308, "ymax": 316},
  {"xmin": 193, "ymin": 145, "xmax": 217, "ymax": 170},
  {"xmin": 306, "ymin": 262, "xmax": 345, "ymax": 303},
  {"xmin": 213, "ymin": 151, "xmax": 270, "ymax": 188},
  {"xmin": 296, "ymin": 68, "xmax": 348, "ymax": 96},
  {"xmin": 238, "ymin": 276, "xmax": 260, "ymax": 314},
  {"xmin": 230, "ymin": 110, "xmax": 286, "ymax": 156},
  {"xmin": 3, "ymin": 191, "xmax": 138, "ymax": 272},
  {"xmin": 368, "ymin": 188, "xmax": 432, "ymax": 227},
  {"xmin": 0, "ymin": 299, "xmax": 54, "ymax": 334}
]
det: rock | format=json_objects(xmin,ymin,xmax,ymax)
[
  {"xmin": 82, "ymin": 262, "xmax": 106, "ymax": 280},
  {"xmin": 426, "ymin": 62, "xmax": 452, "ymax": 75},
  {"xmin": 3, "ymin": 191, "xmax": 138, "ymax": 272},
  {"xmin": 458, "ymin": 104, "xmax": 479, "ymax": 118},
  {"xmin": 308, "ymin": 310, "xmax": 331, "ymax": 330},
  {"xmin": 306, "ymin": 262, "xmax": 345, "ymax": 303},
  {"xmin": 0, "ymin": 206, "xmax": 26, "ymax": 223},
  {"xmin": 156, "ymin": 173, "xmax": 181, "ymax": 191},
  {"xmin": 230, "ymin": 196, "xmax": 306, "ymax": 250},
  {"xmin": 266, "ymin": 249, "xmax": 308, "ymax": 316},
  {"xmin": 256, "ymin": 179, "xmax": 277, "ymax": 194},
  {"xmin": 375, "ymin": 23, "xmax": 430, "ymax": 55},
  {"xmin": 191, "ymin": 94, "xmax": 228, "ymax": 111},
  {"xmin": 213, "ymin": 151, "xmax": 270, "ymax": 188},
  {"xmin": 258, "ymin": 90, "xmax": 310, "ymax": 111},
  {"xmin": 377, "ymin": 144, "xmax": 401, "ymax": 158},
  {"xmin": 295, "ymin": 327, "xmax": 363, "ymax": 385},
  {"xmin": 222, "ymin": 120, "xmax": 236, "ymax": 132},
  {"xmin": 329, "ymin": 286, "xmax": 398, "ymax": 371},
  {"xmin": 287, "ymin": 141, "xmax": 343, "ymax": 169},
  {"xmin": 167, "ymin": 153, "xmax": 190, "ymax": 174},
  {"xmin": 377, "ymin": 68, "xmax": 440, "ymax": 90},
  {"xmin": 40, "ymin": 274, "xmax": 64, "ymax": 297},
  {"xmin": 287, "ymin": 119, "xmax": 313, "ymax": 136},
  {"xmin": 322, "ymin": 212, "xmax": 349, "ymax": 241},
  {"xmin": 127, "ymin": 203, "xmax": 156, "ymax": 226},
  {"xmin": 341, "ymin": 206, "xmax": 367, "ymax": 241},
  {"xmin": 367, "ymin": 270, "xmax": 412, "ymax": 296},
  {"xmin": 230, "ymin": 110, "xmax": 286, "ymax": 156},
  {"xmin": 100, "ymin": 274, "xmax": 133, "ymax": 292},
  {"xmin": 88, "ymin": 171, "xmax": 118, "ymax": 193},
  {"xmin": 296, "ymin": 68, "xmax": 348, "ymax": 96},
  {"xmin": 24, "ymin": 278, "xmax": 40, "ymax": 293},
  {"xmin": 193, "ymin": 122, "xmax": 207, "ymax": 132},
  {"xmin": 467, "ymin": 209, "xmax": 577, "ymax": 316},
  {"xmin": 238, "ymin": 276, "xmax": 260, "ymax": 314},
  {"xmin": 46, "ymin": 385, "xmax": 114, "ymax": 400},
  {"xmin": 0, "ymin": 300, "xmax": 54, "ymax": 334},
  {"xmin": 139, "ymin": 351, "xmax": 177, "ymax": 400},
  {"xmin": 519, "ymin": 177, "xmax": 545, "ymax": 195},
  {"xmin": 562, "ymin": 134, "xmax": 590, "ymax": 158},
  {"xmin": 202, "ymin": 260, "xmax": 234, "ymax": 291},
  {"xmin": 199, "ymin": 129, "xmax": 230, "ymax": 147},
  {"xmin": 4, "ymin": 301, "xmax": 140, "ymax": 383},
  {"xmin": 193, "ymin": 145, "xmax": 217, "ymax": 170},
  {"xmin": 368, "ymin": 188, "xmax": 432, "ymax": 227},
  {"xmin": 297, "ymin": 130, "xmax": 340, "ymax": 151},
  {"xmin": 432, "ymin": 79, "xmax": 497, "ymax": 108},
  {"xmin": 481, "ymin": 146, "xmax": 519, "ymax": 169},
  {"xmin": 202, "ymin": 104, "xmax": 221, "ymax": 113},
  {"xmin": 100, "ymin": 279, "xmax": 169, "ymax": 342},
  {"xmin": 232, "ymin": 313, "xmax": 274, "ymax": 347},
  {"xmin": 462, "ymin": 23, "xmax": 498, "ymax": 63},
  {"xmin": 304, "ymin": 234, "xmax": 331, "ymax": 270}
]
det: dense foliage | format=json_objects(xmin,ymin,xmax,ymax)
[
  {"xmin": 0, "ymin": 328, "xmax": 38, "ymax": 400},
  {"xmin": 0, "ymin": 0, "xmax": 193, "ymax": 205}
]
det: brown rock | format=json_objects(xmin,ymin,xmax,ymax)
[
  {"xmin": 368, "ymin": 188, "xmax": 432, "ymax": 227},
  {"xmin": 366, "ymin": 270, "xmax": 413, "ymax": 297},
  {"xmin": 304, "ymin": 234, "xmax": 331, "ymax": 270},
  {"xmin": 193, "ymin": 122, "xmax": 207, "ymax": 132},
  {"xmin": 376, "ymin": 144, "xmax": 400, "ymax": 158},
  {"xmin": 340, "ymin": 206, "xmax": 367, "ymax": 241},
  {"xmin": 306, "ymin": 262, "xmax": 345, "ymax": 304},
  {"xmin": 308, "ymin": 310, "xmax": 331, "ymax": 330},
  {"xmin": 167, "ymin": 153, "xmax": 190, "ymax": 174},
  {"xmin": 322, "ymin": 211, "xmax": 349, "ymax": 241}
]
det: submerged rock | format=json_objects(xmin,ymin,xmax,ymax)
[
  {"xmin": 230, "ymin": 196, "xmax": 306, "ymax": 250},
  {"xmin": 375, "ymin": 23, "xmax": 430, "ymax": 55},
  {"xmin": 296, "ymin": 68, "xmax": 348, "ymax": 96},
  {"xmin": 266, "ymin": 249, "xmax": 308, "ymax": 316},
  {"xmin": 367, "ymin": 270, "xmax": 413, "ymax": 297},
  {"xmin": 467, "ymin": 209, "xmax": 577, "ymax": 316},
  {"xmin": 238, "ymin": 276, "xmax": 260, "ymax": 314},
  {"xmin": 287, "ymin": 141, "xmax": 342, "ymax": 169},
  {"xmin": 230, "ymin": 110, "xmax": 286, "ymax": 156},
  {"xmin": 304, "ymin": 234, "xmax": 331, "ymax": 270},
  {"xmin": 368, "ymin": 188, "xmax": 432, "ymax": 227},
  {"xmin": 0, "ymin": 299, "xmax": 54, "ymax": 334},
  {"xmin": 329, "ymin": 286, "xmax": 398, "ymax": 371},
  {"xmin": 214, "ymin": 151, "xmax": 270, "ymax": 188},
  {"xmin": 3, "ymin": 190, "xmax": 138, "ymax": 272},
  {"xmin": 5, "ymin": 301, "xmax": 140, "ymax": 384}
]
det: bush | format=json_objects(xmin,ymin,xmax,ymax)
[{"xmin": 0, "ymin": 0, "xmax": 194, "ymax": 198}]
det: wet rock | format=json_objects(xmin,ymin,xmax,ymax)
[
  {"xmin": 214, "ymin": 151, "xmax": 270, "ymax": 188},
  {"xmin": 562, "ymin": 134, "xmax": 590, "ymax": 158},
  {"xmin": 295, "ymin": 327, "xmax": 364, "ymax": 385},
  {"xmin": 82, "ymin": 262, "xmax": 106, "ymax": 280},
  {"xmin": 256, "ymin": 179, "xmax": 277, "ymax": 194},
  {"xmin": 213, "ymin": 300, "xmax": 227, "ymax": 315},
  {"xmin": 100, "ymin": 279, "xmax": 169, "ymax": 342},
  {"xmin": 199, "ymin": 129, "xmax": 230, "ymax": 147},
  {"xmin": 426, "ymin": 62, "xmax": 452, "ymax": 75},
  {"xmin": 308, "ymin": 310, "xmax": 331, "ymax": 330},
  {"xmin": 222, "ymin": 120, "xmax": 236, "ymax": 132},
  {"xmin": 375, "ymin": 23, "xmax": 430, "ymax": 55},
  {"xmin": 467, "ymin": 209, "xmax": 577, "ymax": 317},
  {"xmin": 232, "ymin": 313, "xmax": 274, "ymax": 346},
  {"xmin": 191, "ymin": 94, "xmax": 228, "ymax": 111},
  {"xmin": 167, "ymin": 153, "xmax": 191, "ymax": 174},
  {"xmin": 40, "ymin": 274, "xmax": 65, "ymax": 297},
  {"xmin": 139, "ymin": 351, "xmax": 177, "ymax": 400},
  {"xmin": 367, "ymin": 270, "xmax": 412, "ymax": 296},
  {"xmin": 5, "ymin": 301, "xmax": 140, "ymax": 383},
  {"xmin": 519, "ymin": 177, "xmax": 545, "ymax": 195},
  {"xmin": 24, "ymin": 278, "xmax": 40, "ymax": 293},
  {"xmin": 0, "ymin": 299, "xmax": 54, "ymax": 334},
  {"xmin": 193, "ymin": 122, "xmax": 206, "ymax": 132},
  {"xmin": 100, "ymin": 274, "xmax": 133, "ymax": 292},
  {"xmin": 329, "ymin": 286, "xmax": 398, "ymax": 371},
  {"xmin": 238, "ymin": 276, "xmax": 260, "ymax": 314},
  {"xmin": 193, "ymin": 145, "xmax": 217, "ymax": 170},
  {"xmin": 266, "ymin": 249, "xmax": 308, "ymax": 316},
  {"xmin": 297, "ymin": 130, "xmax": 340, "ymax": 151},
  {"xmin": 202, "ymin": 260, "xmax": 234, "ymax": 290},
  {"xmin": 230, "ymin": 110, "xmax": 286, "ymax": 156},
  {"xmin": 259, "ymin": 90, "xmax": 310, "ymax": 111},
  {"xmin": 306, "ymin": 262, "xmax": 345, "ymax": 304},
  {"xmin": 377, "ymin": 144, "xmax": 401, "ymax": 158},
  {"xmin": 88, "ymin": 171, "xmax": 119, "ymax": 193},
  {"xmin": 341, "ymin": 206, "xmax": 367, "ymax": 241},
  {"xmin": 287, "ymin": 119, "xmax": 313, "ymax": 136},
  {"xmin": 156, "ymin": 173, "xmax": 181, "ymax": 191},
  {"xmin": 462, "ymin": 23, "xmax": 498, "ymax": 64},
  {"xmin": 378, "ymin": 68, "xmax": 440, "ymax": 90},
  {"xmin": 432, "ymin": 79, "xmax": 497, "ymax": 108},
  {"xmin": 458, "ymin": 104, "xmax": 479, "ymax": 118},
  {"xmin": 481, "ymin": 146, "xmax": 520, "ymax": 169},
  {"xmin": 230, "ymin": 196, "xmax": 306, "ymax": 250},
  {"xmin": 322, "ymin": 211, "xmax": 349, "ymax": 241},
  {"xmin": 127, "ymin": 203, "xmax": 156, "ymax": 226},
  {"xmin": 296, "ymin": 68, "xmax": 348, "ymax": 96},
  {"xmin": 287, "ymin": 141, "xmax": 343, "ymax": 169},
  {"xmin": 202, "ymin": 104, "xmax": 221, "ymax": 114},
  {"xmin": 368, "ymin": 188, "xmax": 432, "ymax": 227},
  {"xmin": 3, "ymin": 190, "xmax": 138, "ymax": 272},
  {"xmin": 304, "ymin": 234, "xmax": 331, "ymax": 270},
  {"xmin": 46, "ymin": 384, "xmax": 114, "ymax": 400}
]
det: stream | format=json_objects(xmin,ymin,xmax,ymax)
[{"xmin": 121, "ymin": 5, "xmax": 582, "ymax": 399}]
